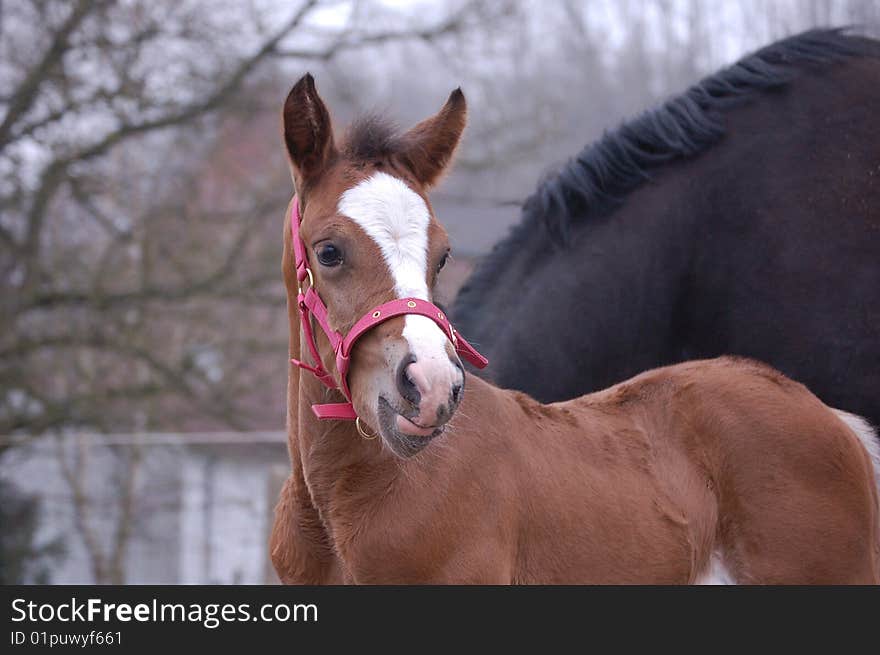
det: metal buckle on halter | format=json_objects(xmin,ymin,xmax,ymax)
[
  {"xmin": 355, "ymin": 417, "xmax": 378, "ymax": 439},
  {"xmin": 297, "ymin": 267, "xmax": 314, "ymax": 296}
]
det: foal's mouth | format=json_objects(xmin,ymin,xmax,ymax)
[{"xmin": 377, "ymin": 396, "xmax": 443, "ymax": 458}]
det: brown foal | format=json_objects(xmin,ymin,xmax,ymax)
[{"xmin": 270, "ymin": 75, "xmax": 880, "ymax": 584}]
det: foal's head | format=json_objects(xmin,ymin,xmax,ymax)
[{"xmin": 283, "ymin": 74, "xmax": 467, "ymax": 457}]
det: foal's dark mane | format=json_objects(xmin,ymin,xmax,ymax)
[
  {"xmin": 343, "ymin": 114, "xmax": 402, "ymax": 162},
  {"xmin": 456, "ymin": 29, "xmax": 873, "ymax": 303}
]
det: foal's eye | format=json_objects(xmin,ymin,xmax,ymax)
[
  {"xmin": 316, "ymin": 243, "xmax": 343, "ymax": 267},
  {"xmin": 436, "ymin": 251, "xmax": 450, "ymax": 274}
]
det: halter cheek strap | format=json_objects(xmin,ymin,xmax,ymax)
[{"xmin": 289, "ymin": 196, "xmax": 488, "ymax": 421}]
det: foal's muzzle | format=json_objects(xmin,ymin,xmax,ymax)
[{"xmin": 394, "ymin": 352, "xmax": 464, "ymax": 435}]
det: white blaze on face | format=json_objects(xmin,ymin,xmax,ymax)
[{"xmin": 337, "ymin": 172, "xmax": 451, "ymax": 364}]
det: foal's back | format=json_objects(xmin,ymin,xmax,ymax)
[{"xmin": 469, "ymin": 356, "xmax": 879, "ymax": 583}]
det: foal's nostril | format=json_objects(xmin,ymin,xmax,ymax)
[
  {"xmin": 396, "ymin": 354, "xmax": 420, "ymax": 406},
  {"xmin": 451, "ymin": 383, "xmax": 463, "ymax": 405}
]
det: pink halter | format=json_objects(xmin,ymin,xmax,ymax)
[{"xmin": 289, "ymin": 196, "xmax": 488, "ymax": 420}]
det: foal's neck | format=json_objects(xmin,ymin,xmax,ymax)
[
  {"xmin": 293, "ymin": 365, "xmax": 522, "ymax": 500},
  {"xmin": 290, "ymin": 350, "xmax": 402, "ymax": 515}
]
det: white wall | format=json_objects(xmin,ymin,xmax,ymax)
[{"xmin": 0, "ymin": 433, "xmax": 287, "ymax": 584}]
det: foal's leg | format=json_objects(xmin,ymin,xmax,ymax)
[
  {"xmin": 717, "ymin": 413, "xmax": 879, "ymax": 584},
  {"xmin": 270, "ymin": 464, "xmax": 347, "ymax": 584}
]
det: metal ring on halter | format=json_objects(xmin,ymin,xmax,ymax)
[
  {"xmin": 298, "ymin": 267, "xmax": 314, "ymax": 295},
  {"xmin": 356, "ymin": 417, "xmax": 378, "ymax": 440}
]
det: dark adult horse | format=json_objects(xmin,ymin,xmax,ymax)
[{"xmin": 453, "ymin": 29, "xmax": 880, "ymax": 428}]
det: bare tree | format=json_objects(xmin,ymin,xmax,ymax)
[
  {"xmin": 0, "ymin": 0, "xmax": 501, "ymax": 583},
  {"xmin": 0, "ymin": 0, "xmax": 495, "ymax": 440},
  {"xmin": 55, "ymin": 434, "xmax": 142, "ymax": 584}
]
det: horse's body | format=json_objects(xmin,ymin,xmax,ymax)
[
  {"xmin": 270, "ymin": 58, "xmax": 880, "ymax": 584},
  {"xmin": 453, "ymin": 30, "xmax": 880, "ymax": 428},
  {"xmin": 276, "ymin": 350, "xmax": 880, "ymax": 584},
  {"xmin": 272, "ymin": 320, "xmax": 880, "ymax": 584}
]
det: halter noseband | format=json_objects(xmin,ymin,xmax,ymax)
[{"xmin": 289, "ymin": 196, "xmax": 488, "ymax": 421}]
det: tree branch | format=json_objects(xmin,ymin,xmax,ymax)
[
  {"xmin": 0, "ymin": 0, "xmax": 110, "ymax": 150},
  {"xmin": 60, "ymin": 0, "xmax": 320, "ymax": 167},
  {"xmin": 275, "ymin": 1, "xmax": 480, "ymax": 61},
  {"xmin": 55, "ymin": 434, "xmax": 108, "ymax": 583},
  {"xmin": 109, "ymin": 444, "xmax": 141, "ymax": 584}
]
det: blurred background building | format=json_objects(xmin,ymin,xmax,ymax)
[{"xmin": 1, "ymin": 0, "xmax": 878, "ymax": 584}]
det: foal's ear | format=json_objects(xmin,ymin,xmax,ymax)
[
  {"xmin": 399, "ymin": 88, "xmax": 467, "ymax": 188},
  {"xmin": 283, "ymin": 73, "xmax": 336, "ymax": 193}
]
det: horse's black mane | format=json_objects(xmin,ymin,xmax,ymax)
[{"xmin": 490, "ymin": 29, "xmax": 871, "ymax": 249}]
